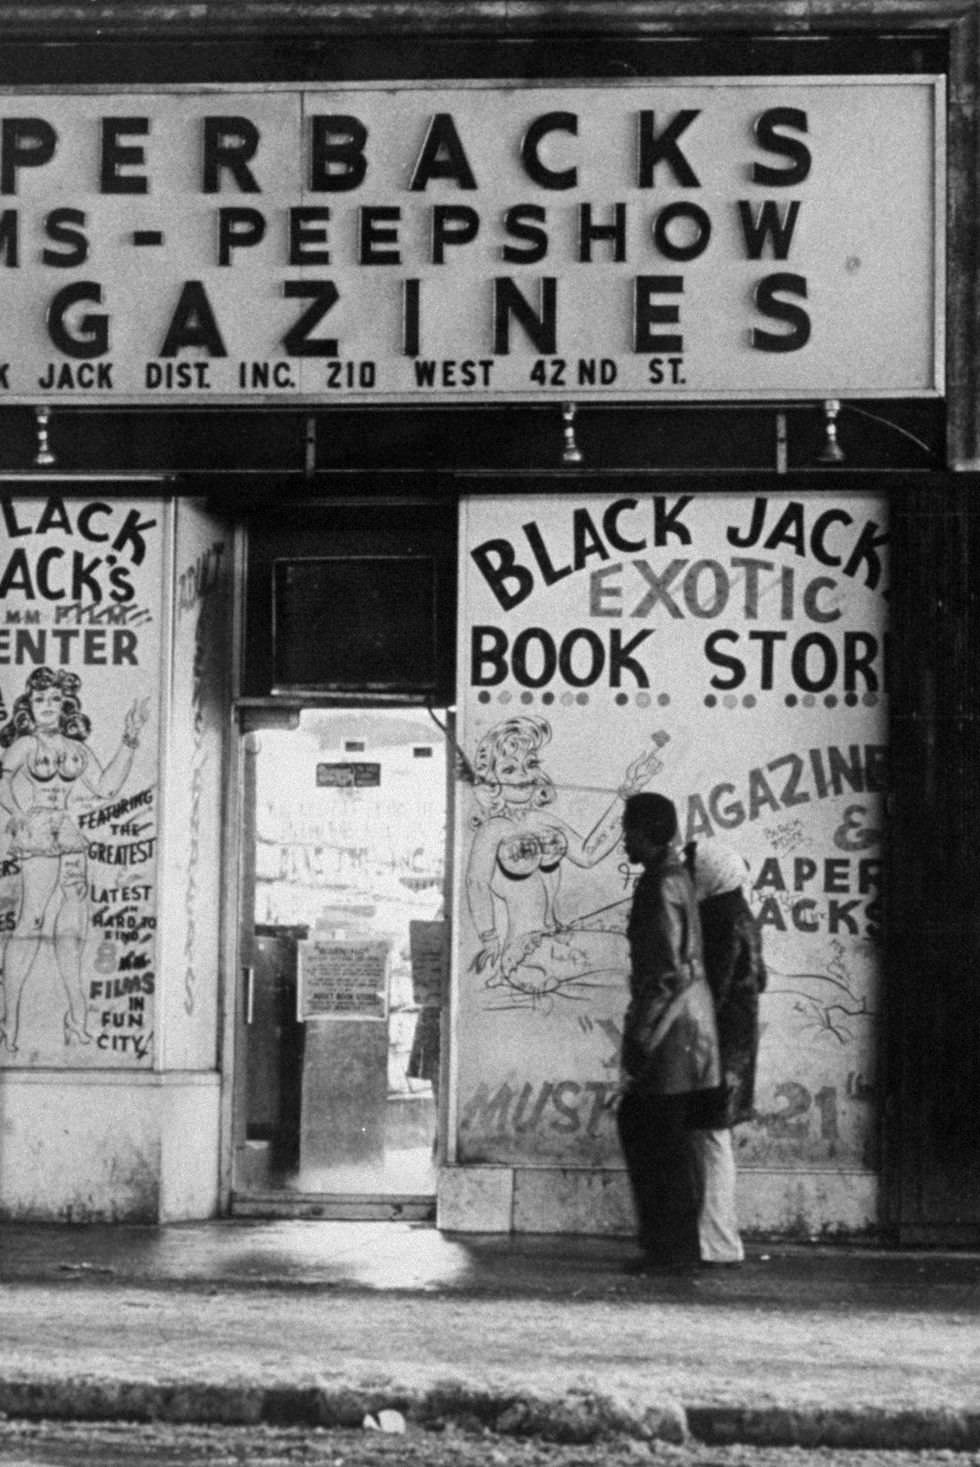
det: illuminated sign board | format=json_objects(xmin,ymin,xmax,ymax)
[{"xmin": 0, "ymin": 77, "xmax": 944, "ymax": 404}]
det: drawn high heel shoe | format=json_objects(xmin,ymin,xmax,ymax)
[
  {"xmin": 63, "ymin": 1015, "xmax": 93, "ymax": 1046},
  {"xmin": 0, "ymin": 1025, "xmax": 17, "ymax": 1055}
]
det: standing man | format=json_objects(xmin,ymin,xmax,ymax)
[
  {"xmin": 617, "ymin": 793, "xmax": 721, "ymax": 1273},
  {"xmin": 684, "ymin": 838, "xmax": 767, "ymax": 1267}
]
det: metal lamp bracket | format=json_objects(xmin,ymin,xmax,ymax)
[{"xmin": 561, "ymin": 401, "xmax": 583, "ymax": 465}]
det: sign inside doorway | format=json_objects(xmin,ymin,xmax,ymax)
[
  {"xmin": 316, "ymin": 762, "xmax": 382, "ymax": 788},
  {"xmin": 0, "ymin": 77, "xmax": 943, "ymax": 403},
  {"xmin": 297, "ymin": 937, "xmax": 389, "ymax": 1021},
  {"xmin": 409, "ymin": 920, "xmax": 445, "ymax": 1009}
]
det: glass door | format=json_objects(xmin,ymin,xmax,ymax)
[{"xmin": 234, "ymin": 707, "xmax": 448, "ymax": 1211}]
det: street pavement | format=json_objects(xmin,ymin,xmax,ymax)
[{"xmin": 0, "ymin": 1220, "xmax": 978, "ymax": 1452}]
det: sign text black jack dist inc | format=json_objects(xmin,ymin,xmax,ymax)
[
  {"xmin": 0, "ymin": 78, "xmax": 942, "ymax": 401},
  {"xmin": 468, "ymin": 493, "xmax": 888, "ymax": 698}
]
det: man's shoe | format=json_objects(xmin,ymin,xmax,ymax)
[{"xmin": 623, "ymin": 1253, "xmax": 701, "ymax": 1276}]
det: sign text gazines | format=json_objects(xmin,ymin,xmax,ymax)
[{"xmin": 0, "ymin": 80, "xmax": 942, "ymax": 401}]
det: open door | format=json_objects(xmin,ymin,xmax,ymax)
[{"xmin": 232, "ymin": 707, "xmax": 449, "ymax": 1218}]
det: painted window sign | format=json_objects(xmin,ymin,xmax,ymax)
[
  {"xmin": 465, "ymin": 719, "xmax": 667, "ymax": 1012},
  {"xmin": 454, "ymin": 491, "xmax": 887, "ymax": 1172},
  {"xmin": 0, "ymin": 77, "xmax": 942, "ymax": 403},
  {"xmin": 0, "ymin": 495, "xmax": 160, "ymax": 1069}
]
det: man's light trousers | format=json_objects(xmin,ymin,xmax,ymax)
[{"xmin": 691, "ymin": 1127, "xmax": 745, "ymax": 1263}]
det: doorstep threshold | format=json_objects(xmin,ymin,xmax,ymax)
[{"xmin": 230, "ymin": 1191, "xmax": 436, "ymax": 1221}]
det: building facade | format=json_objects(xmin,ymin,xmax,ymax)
[{"xmin": 0, "ymin": 1, "xmax": 977, "ymax": 1244}]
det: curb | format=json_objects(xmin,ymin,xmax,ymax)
[
  {"xmin": 0, "ymin": 1376, "xmax": 687, "ymax": 1445},
  {"xmin": 2, "ymin": 1377, "xmax": 980, "ymax": 1451},
  {"xmin": 688, "ymin": 1405, "xmax": 980, "ymax": 1452}
]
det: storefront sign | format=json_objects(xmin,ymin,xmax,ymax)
[
  {"xmin": 453, "ymin": 488, "xmax": 888, "ymax": 1171},
  {"xmin": 0, "ymin": 77, "xmax": 943, "ymax": 403},
  {"xmin": 297, "ymin": 937, "xmax": 389, "ymax": 1019}
]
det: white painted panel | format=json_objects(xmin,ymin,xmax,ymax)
[
  {"xmin": 453, "ymin": 490, "xmax": 887, "ymax": 1197},
  {"xmin": 0, "ymin": 496, "xmax": 163, "ymax": 1069}
]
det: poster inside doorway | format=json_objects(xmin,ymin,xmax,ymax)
[{"xmin": 454, "ymin": 489, "xmax": 887, "ymax": 1172}]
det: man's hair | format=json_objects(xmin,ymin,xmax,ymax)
[{"xmin": 623, "ymin": 792, "xmax": 678, "ymax": 845}]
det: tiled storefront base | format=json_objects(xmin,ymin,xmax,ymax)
[
  {"xmin": 0, "ymin": 1070, "xmax": 221, "ymax": 1223},
  {"xmin": 437, "ymin": 1165, "xmax": 880, "ymax": 1238}
]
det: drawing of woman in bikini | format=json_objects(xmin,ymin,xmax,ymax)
[
  {"xmin": 0, "ymin": 667, "xmax": 149, "ymax": 1055},
  {"xmin": 464, "ymin": 715, "xmax": 668, "ymax": 1010}
]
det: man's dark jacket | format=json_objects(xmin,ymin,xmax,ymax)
[{"xmin": 621, "ymin": 850, "xmax": 721, "ymax": 1096}]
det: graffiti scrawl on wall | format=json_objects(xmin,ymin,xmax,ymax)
[
  {"xmin": 455, "ymin": 490, "xmax": 887, "ymax": 1170},
  {"xmin": 161, "ymin": 503, "xmax": 231, "ymax": 1071},
  {"xmin": 0, "ymin": 496, "xmax": 161, "ymax": 1068}
]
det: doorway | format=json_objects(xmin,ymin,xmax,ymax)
[{"xmin": 233, "ymin": 706, "xmax": 449, "ymax": 1216}]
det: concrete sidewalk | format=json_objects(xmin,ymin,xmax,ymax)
[{"xmin": 1, "ymin": 1220, "xmax": 979, "ymax": 1451}]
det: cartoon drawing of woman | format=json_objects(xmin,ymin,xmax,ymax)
[
  {"xmin": 464, "ymin": 715, "xmax": 667, "ymax": 1009},
  {"xmin": 0, "ymin": 667, "xmax": 149, "ymax": 1054}
]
